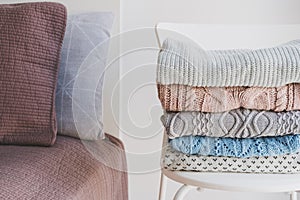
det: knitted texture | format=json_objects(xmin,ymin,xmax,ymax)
[
  {"xmin": 163, "ymin": 143, "xmax": 300, "ymax": 173},
  {"xmin": 157, "ymin": 38, "xmax": 300, "ymax": 87},
  {"xmin": 158, "ymin": 83, "xmax": 300, "ymax": 112},
  {"xmin": 169, "ymin": 135, "xmax": 300, "ymax": 158},
  {"xmin": 0, "ymin": 2, "xmax": 67, "ymax": 146},
  {"xmin": 162, "ymin": 109, "xmax": 300, "ymax": 138},
  {"xmin": 0, "ymin": 134, "xmax": 128, "ymax": 200}
]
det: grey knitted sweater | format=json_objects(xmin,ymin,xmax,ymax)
[
  {"xmin": 161, "ymin": 109, "xmax": 300, "ymax": 138},
  {"xmin": 157, "ymin": 38, "xmax": 300, "ymax": 87}
]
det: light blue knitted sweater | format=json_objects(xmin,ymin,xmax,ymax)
[{"xmin": 170, "ymin": 135, "xmax": 300, "ymax": 158}]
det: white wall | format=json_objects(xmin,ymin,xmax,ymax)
[{"xmin": 120, "ymin": 0, "xmax": 300, "ymax": 200}]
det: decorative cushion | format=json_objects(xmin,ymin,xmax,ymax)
[
  {"xmin": 56, "ymin": 12, "xmax": 114, "ymax": 140},
  {"xmin": 0, "ymin": 2, "xmax": 67, "ymax": 146}
]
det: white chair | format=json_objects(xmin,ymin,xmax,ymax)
[{"xmin": 156, "ymin": 23, "xmax": 300, "ymax": 200}]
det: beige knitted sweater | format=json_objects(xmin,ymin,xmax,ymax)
[{"xmin": 158, "ymin": 83, "xmax": 300, "ymax": 112}]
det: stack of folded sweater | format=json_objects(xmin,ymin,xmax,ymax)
[{"xmin": 157, "ymin": 38, "xmax": 300, "ymax": 173}]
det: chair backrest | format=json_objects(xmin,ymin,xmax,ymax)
[{"xmin": 155, "ymin": 23, "xmax": 300, "ymax": 49}]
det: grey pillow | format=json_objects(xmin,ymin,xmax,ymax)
[{"xmin": 56, "ymin": 12, "xmax": 114, "ymax": 140}]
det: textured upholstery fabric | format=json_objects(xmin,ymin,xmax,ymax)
[
  {"xmin": 0, "ymin": 134, "xmax": 128, "ymax": 200},
  {"xmin": 162, "ymin": 109, "xmax": 300, "ymax": 138},
  {"xmin": 158, "ymin": 83, "xmax": 300, "ymax": 112},
  {"xmin": 56, "ymin": 12, "xmax": 114, "ymax": 140},
  {"xmin": 157, "ymin": 38, "xmax": 300, "ymax": 87},
  {"xmin": 163, "ymin": 143, "xmax": 300, "ymax": 173},
  {"xmin": 170, "ymin": 135, "xmax": 300, "ymax": 158},
  {"xmin": 0, "ymin": 2, "xmax": 66, "ymax": 146}
]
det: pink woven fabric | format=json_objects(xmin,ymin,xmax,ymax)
[
  {"xmin": 0, "ymin": 2, "xmax": 66, "ymax": 146},
  {"xmin": 0, "ymin": 134, "xmax": 128, "ymax": 200},
  {"xmin": 158, "ymin": 84, "xmax": 300, "ymax": 112}
]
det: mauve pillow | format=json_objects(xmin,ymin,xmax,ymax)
[
  {"xmin": 0, "ymin": 2, "xmax": 67, "ymax": 146},
  {"xmin": 56, "ymin": 12, "xmax": 114, "ymax": 140}
]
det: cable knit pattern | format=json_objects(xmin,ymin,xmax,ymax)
[
  {"xmin": 162, "ymin": 109, "xmax": 300, "ymax": 138},
  {"xmin": 157, "ymin": 38, "xmax": 300, "ymax": 87},
  {"xmin": 170, "ymin": 135, "xmax": 300, "ymax": 158},
  {"xmin": 158, "ymin": 83, "xmax": 300, "ymax": 112}
]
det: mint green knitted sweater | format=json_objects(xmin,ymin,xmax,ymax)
[{"xmin": 157, "ymin": 38, "xmax": 300, "ymax": 87}]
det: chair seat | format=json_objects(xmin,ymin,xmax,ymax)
[{"xmin": 163, "ymin": 169, "xmax": 300, "ymax": 192}]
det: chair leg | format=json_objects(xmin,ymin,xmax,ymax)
[
  {"xmin": 290, "ymin": 191, "xmax": 297, "ymax": 200},
  {"xmin": 158, "ymin": 172, "xmax": 167, "ymax": 200},
  {"xmin": 173, "ymin": 184, "xmax": 195, "ymax": 200}
]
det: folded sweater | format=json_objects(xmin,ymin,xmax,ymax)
[
  {"xmin": 162, "ymin": 109, "xmax": 300, "ymax": 138},
  {"xmin": 157, "ymin": 38, "xmax": 300, "ymax": 87},
  {"xmin": 169, "ymin": 135, "xmax": 300, "ymax": 158},
  {"xmin": 158, "ymin": 83, "xmax": 300, "ymax": 112},
  {"xmin": 163, "ymin": 143, "xmax": 300, "ymax": 173}
]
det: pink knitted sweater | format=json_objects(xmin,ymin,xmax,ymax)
[{"xmin": 158, "ymin": 84, "xmax": 300, "ymax": 112}]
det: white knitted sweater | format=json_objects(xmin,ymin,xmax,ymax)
[{"xmin": 157, "ymin": 38, "xmax": 300, "ymax": 87}]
